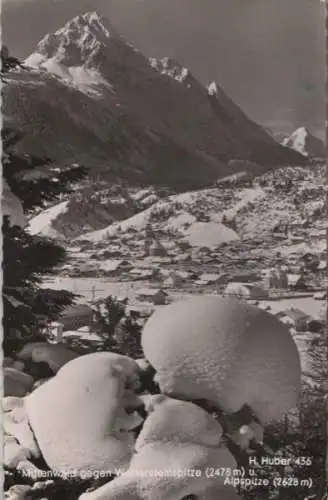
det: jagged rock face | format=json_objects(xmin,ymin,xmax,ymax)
[
  {"xmin": 142, "ymin": 296, "xmax": 301, "ymax": 423},
  {"xmin": 3, "ymin": 12, "xmax": 304, "ymax": 192},
  {"xmin": 28, "ymin": 12, "xmax": 120, "ymax": 68},
  {"xmin": 149, "ymin": 56, "xmax": 193, "ymax": 85}
]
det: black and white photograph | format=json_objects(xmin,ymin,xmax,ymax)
[{"xmin": 1, "ymin": 1, "xmax": 327, "ymax": 499}]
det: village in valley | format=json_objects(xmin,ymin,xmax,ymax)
[{"xmin": 39, "ymin": 161, "xmax": 327, "ymax": 376}]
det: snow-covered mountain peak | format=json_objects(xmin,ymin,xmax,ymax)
[
  {"xmin": 26, "ymin": 11, "xmax": 119, "ymax": 68},
  {"xmin": 56, "ymin": 11, "xmax": 120, "ymax": 47},
  {"xmin": 24, "ymin": 11, "xmax": 117, "ymax": 96},
  {"xmin": 282, "ymin": 127, "xmax": 325, "ymax": 159},
  {"xmin": 149, "ymin": 56, "xmax": 192, "ymax": 85}
]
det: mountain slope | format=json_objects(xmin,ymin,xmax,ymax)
[
  {"xmin": 282, "ymin": 127, "xmax": 325, "ymax": 159},
  {"xmin": 3, "ymin": 11, "xmax": 304, "ymax": 191}
]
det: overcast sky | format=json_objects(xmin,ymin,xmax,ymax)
[{"xmin": 2, "ymin": 0, "xmax": 325, "ymax": 136}]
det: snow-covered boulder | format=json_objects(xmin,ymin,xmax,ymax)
[
  {"xmin": 12, "ymin": 361, "xmax": 25, "ymax": 371},
  {"xmin": 142, "ymin": 296, "xmax": 301, "ymax": 423},
  {"xmin": 4, "ymin": 357, "xmax": 15, "ymax": 367},
  {"xmin": 3, "ymin": 396, "xmax": 41, "ymax": 472},
  {"xmin": 16, "ymin": 342, "xmax": 79, "ymax": 373},
  {"xmin": 3, "ymin": 396, "xmax": 25, "ymax": 412},
  {"xmin": 4, "ymin": 368, "xmax": 34, "ymax": 397},
  {"xmin": 24, "ymin": 352, "xmax": 145, "ymax": 476},
  {"xmin": 79, "ymin": 396, "xmax": 239, "ymax": 500},
  {"xmin": 4, "ymin": 484, "xmax": 34, "ymax": 500},
  {"xmin": 4, "ymin": 434, "xmax": 34, "ymax": 469}
]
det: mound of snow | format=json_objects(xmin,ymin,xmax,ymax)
[
  {"xmin": 183, "ymin": 221, "xmax": 238, "ymax": 247},
  {"xmin": 3, "ymin": 398, "xmax": 41, "ymax": 465},
  {"xmin": 27, "ymin": 201, "xmax": 69, "ymax": 238},
  {"xmin": 25, "ymin": 352, "xmax": 144, "ymax": 476},
  {"xmin": 142, "ymin": 296, "xmax": 301, "ymax": 423},
  {"xmin": 4, "ymin": 368, "xmax": 34, "ymax": 398},
  {"xmin": 80, "ymin": 396, "xmax": 239, "ymax": 500},
  {"xmin": 16, "ymin": 342, "xmax": 79, "ymax": 373}
]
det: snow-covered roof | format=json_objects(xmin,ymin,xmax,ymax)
[
  {"xmin": 138, "ymin": 288, "xmax": 167, "ymax": 297},
  {"xmin": 129, "ymin": 268, "xmax": 154, "ymax": 276},
  {"xmin": 224, "ymin": 282, "xmax": 268, "ymax": 298},
  {"xmin": 99, "ymin": 259, "xmax": 130, "ymax": 272},
  {"xmin": 282, "ymin": 308, "xmax": 313, "ymax": 322},
  {"xmin": 197, "ymin": 273, "xmax": 221, "ymax": 284},
  {"xmin": 60, "ymin": 304, "xmax": 93, "ymax": 318},
  {"xmin": 287, "ymin": 274, "xmax": 304, "ymax": 285}
]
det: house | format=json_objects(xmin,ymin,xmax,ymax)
[
  {"xmin": 230, "ymin": 272, "xmax": 260, "ymax": 283},
  {"xmin": 195, "ymin": 273, "xmax": 228, "ymax": 287},
  {"xmin": 272, "ymin": 223, "xmax": 288, "ymax": 238},
  {"xmin": 59, "ymin": 304, "xmax": 94, "ymax": 332},
  {"xmin": 99, "ymin": 259, "xmax": 132, "ymax": 275},
  {"xmin": 287, "ymin": 274, "xmax": 307, "ymax": 291},
  {"xmin": 62, "ymin": 329, "xmax": 103, "ymax": 345},
  {"xmin": 317, "ymin": 261, "xmax": 327, "ymax": 274},
  {"xmin": 163, "ymin": 272, "xmax": 186, "ymax": 288},
  {"xmin": 257, "ymin": 303, "xmax": 272, "ymax": 312},
  {"xmin": 137, "ymin": 288, "xmax": 168, "ymax": 306},
  {"xmin": 223, "ymin": 282, "xmax": 268, "ymax": 300},
  {"xmin": 147, "ymin": 240, "xmax": 168, "ymax": 257},
  {"xmin": 47, "ymin": 322, "xmax": 64, "ymax": 343},
  {"xmin": 262, "ymin": 268, "xmax": 288, "ymax": 290},
  {"xmin": 129, "ymin": 268, "xmax": 156, "ymax": 280},
  {"xmin": 298, "ymin": 253, "xmax": 320, "ymax": 271}
]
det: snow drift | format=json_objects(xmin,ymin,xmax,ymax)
[
  {"xmin": 142, "ymin": 296, "xmax": 301, "ymax": 423},
  {"xmin": 24, "ymin": 352, "xmax": 144, "ymax": 476}
]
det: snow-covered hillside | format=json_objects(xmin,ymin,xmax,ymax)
[
  {"xmin": 79, "ymin": 186, "xmax": 269, "ymax": 248},
  {"xmin": 25, "ymin": 161, "xmax": 325, "ymax": 267},
  {"xmin": 28, "ymin": 201, "xmax": 69, "ymax": 238},
  {"xmin": 236, "ymin": 165, "xmax": 325, "ymax": 240}
]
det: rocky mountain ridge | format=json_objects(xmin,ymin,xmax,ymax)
[{"xmin": 3, "ymin": 11, "xmax": 304, "ymax": 191}]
